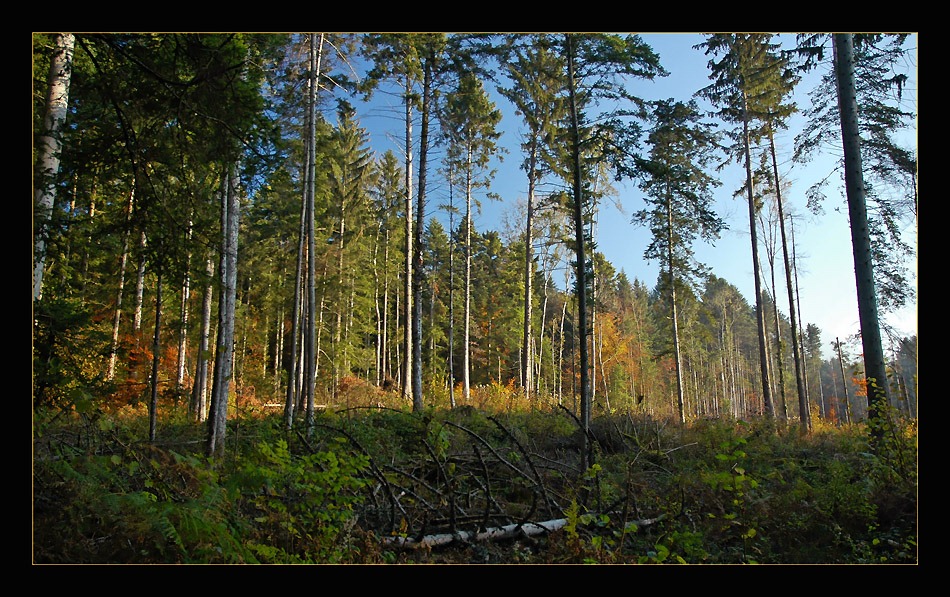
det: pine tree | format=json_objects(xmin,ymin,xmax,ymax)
[
  {"xmin": 558, "ymin": 33, "xmax": 665, "ymax": 468},
  {"xmin": 497, "ymin": 34, "xmax": 567, "ymax": 401},
  {"xmin": 440, "ymin": 70, "xmax": 503, "ymax": 404},
  {"xmin": 633, "ymin": 99, "xmax": 724, "ymax": 424},
  {"xmin": 696, "ymin": 33, "xmax": 789, "ymax": 420}
]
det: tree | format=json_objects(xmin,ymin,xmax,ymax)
[
  {"xmin": 559, "ymin": 33, "xmax": 665, "ymax": 469},
  {"xmin": 792, "ymin": 34, "xmax": 916, "ymax": 318},
  {"xmin": 497, "ymin": 35, "xmax": 566, "ymax": 401},
  {"xmin": 361, "ymin": 35, "xmax": 418, "ymax": 402},
  {"xmin": 440, "ymin": 69, "xmax": 503, "ymax": 404},
  {"xmin": 410, "ymin": 35, "xmax": 449, "ymax": 413},
  {"xmin": 207, "ymin": 166, "xmax": 241, "ymax": 457},
  {"xmin": 697, "ymin": 33, "xmax": 790, "ymax": 419},
  {"xmin": 633, "ymin": 99, "xmax": 724, "ymax": 424},
  {"xmin": 832, "ymin": 33, "xmax": 890, "ymax": 445},
  {"xmin": 33, "ymin": 33, "xmax": 75, "ymax": 303}
]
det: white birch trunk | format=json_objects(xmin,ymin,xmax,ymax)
[
  {"xmin": 33, "ymin": 33, "xmax": 75, "ymax": 302},
  {"xmin": 207, "ymin": 167, "xmax": 240, "ymax": 457}
]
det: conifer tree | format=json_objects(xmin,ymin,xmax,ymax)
[
  {"xmin": 633, "ymin": 99, "xmax": 724, "ymax": 424},
  {"xmin": 696, "ymin": 33, "xmax": 788, "ymax": 419},
  {"xmin": 497, "ymin": 34, "xmax": 566, "ymax": 401},
  {"xmin": 792, "ymin": 34, "xmax": 916, "ymax": 315},
  {"xmin": 440, "ymin": 70, "xmax": 502, "ymax": 404},
  {"xmin": 558, "ymin": 33, "xmax": 664, "ymax": 468}
]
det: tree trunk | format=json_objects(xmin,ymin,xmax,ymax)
[
  {"xmin": 833, "ymin": 33, "xmax": 890, "ymax": 446},
  {"xmin": 769, "ymin": 129, "xmax": 809, "ymax": 431},
  {"xmin": 207, "ymin": 167, "xmax": 240, "ymax": 458},
  {"xmin": 667, "ymin": 188, "xmax": 686, "ymax": 425},
  {"xmin": 304, "ymin": 34, "xmax": 323, "ymax": 433},
  {"xmin": 149, "ymin": 271, "xmax": 163, "ymax": 443},
  {"xmin": 402, "ymin": 76, "xmax": 414, "ymax": 401},
  {"xmin": 742, "ymin": 101, "xmax": 774, "ymax": 417},
  {"xmin": 412, "ymin": 57, "xmax": 431, "ymax": 413},
  {"xmin": 176, "ymin": 220, "xmax": 192, "ymax": 393},
  {"xmin": 462, "ymin": 151, "xmax": 473, "ymax": 404},
  {"xmin": 33, "ymin": 33, "xmax": 75, "ymax": 302},
  {"xmin": 133, "ymin": 232, "xmax": 147, "ymax": 332},
  {"xmin": 522, "ymin": 150, "xmax": 537, "ymax": 400},
  {"xmin": 191, "ymin": 256, "xmax": 214, "ymax": 422},
  {"xmin": 564, "ymin": 35, "xmax": 591, "ymax": 471},
  {"xmin": 108, "ymin": 187, "xmax": 135, "ymax": 381},
  {"xmin": 285, "ymin": 187, "xmax": 306, "ymax": 428},
  {"xmin": 448, "ymin": 177, "xmax": 456, "ymax": 408},
  {"xmin": 761, "ymin": 211, "xmax": 788, "ymax": 420}
]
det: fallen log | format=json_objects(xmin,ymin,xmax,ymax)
[{"xmin": 382, "ymin": 513, "xmax": 666, "ymax": 549}]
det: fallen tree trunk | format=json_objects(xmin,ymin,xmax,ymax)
[{"xmin": 382, "ymin": 513, "xmax": 666, "ymax": 549}]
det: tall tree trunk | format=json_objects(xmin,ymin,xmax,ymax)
[
  {"xmin": 411, "ymin": 57, "xmax": 431, "ymax": 413},
  {"xmin": 564, "ymin": 35, "xmax": 592, "ymax": 470},
  {"xmin": 448, "ymin": 179, "xmax": 456, "ymax": 408},
  {"xmin": 108, "ymin": 187, "xmax": 135, "ymax": 381},
  {"xmin": 462, "ymin": 153, "xmax": 473, "ymax": 404},
  {"xmin": 304, "ymin": 34, "xmax": 323, "ymax": 433},
  {"xmin": 207, "ymin": 167, "xmax": 240, "ymax": 458},
  {"xmin": 191, "ymin": 256, "xmax": 214, "ymax": 422},
  {"xmin": 761, "ymin": 212, "xmax": 788, "ymax": 420},
  {"xmin": 522, "ymin": 151, "xmax": 537, "ymax": 400},
  {"xmin": 285, "ymin": 192, "xmax": 306, "ymax": 428},
  {"xmin": 769, "ymin": 129, "xmax": 809, "ymax": 431},
  {"xmin": 667, "ymin": 187, "xmax": 686, "ymax": 425},
  {"xmin": 33, "ymin": 33, "xmax": 75, "ymax": 302},
  {"xmin": 833, "ymin": 33, "xmax": 890, "ymax": 446},
  {"xmin": 402, "ymin": 76, "xmax": 414, "ymax": 401},
  {"xmin": 789, "ymin": 216, "xmax": 813, "ymax": 416},
  {"xmin": 557, "ymin": 298, "xmax": 567, "ymax": 406},
  {"xmin": 373, "ymin": 222, "xmax": 382, "ymax": 386},
  {"xmin": 742, "ymin": 100, "xmax": 774, "ymax": 417},
  {"xmin": 133, "ymin": 232, "xmax": 147, "ymax": 332},
  {"xmin": 383, "ymin": 229, "xmax": 391, "ymax": 382},
  {"xmin": 149, "ymin": 271, "xmax": 163, "ymax": 443},
  {"xmin": 176, "ymin": 220, "xmax": 192, "ymax": 393}
]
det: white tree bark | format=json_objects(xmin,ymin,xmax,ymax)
[
  {"xmin": 383, "ymin": 514, "xmax": 666, "ymax": 549},
  {"xmin": 207, "ymin": 168, "xmax": 240, "ymax": 457},
  {"xmin": 33, "ymin": 33, "xmax": 75, "ymax": 302}
]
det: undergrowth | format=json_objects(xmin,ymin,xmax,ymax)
[{"xmin": 32, "ymin": 388, "xmax": 917, "ymax": 565}]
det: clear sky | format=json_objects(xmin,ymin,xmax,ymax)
[{"xmin": 353, "ymin": 33, "xmax": 918, "ymax": 362}]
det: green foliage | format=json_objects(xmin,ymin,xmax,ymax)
[
  {"xmin": 32, "ymin": 296, "xmax": 113, "ymax": 409},
  {"xmin": 34, "ymin": 402, "xmax": 916, "ymax": 564},
  {"xmin": 229, "ymin": 438, "xmax": 370, "ymax": 563},
  {"xmin": 33, "ymin": 440, "xmax": 255, "ymax": 563}
]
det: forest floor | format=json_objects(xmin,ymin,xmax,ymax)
[{"xmin": 32, "ymin": 387, "xmax": 918, "ymax": 565}]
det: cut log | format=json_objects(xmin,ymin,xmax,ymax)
[{"xmin": 382, "ymin": 513, "xmax": 665, "ymax": 549}]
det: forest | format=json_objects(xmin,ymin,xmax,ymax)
[{"xmin": 32, "ymin": 33, "xmax": 917, "ymax": 565}]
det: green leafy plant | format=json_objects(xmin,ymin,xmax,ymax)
[{"xmin": 230, "ymin": 438, "xmax": 370, "ymax": 563}]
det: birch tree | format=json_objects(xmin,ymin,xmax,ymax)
[{"xmin": 33, "ymin": 33, "xmax": 75, "ymax": 303}]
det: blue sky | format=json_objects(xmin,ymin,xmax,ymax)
[{"xmin": 352, "ymin": 33, "xmax": 917, "ymax": 362}]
